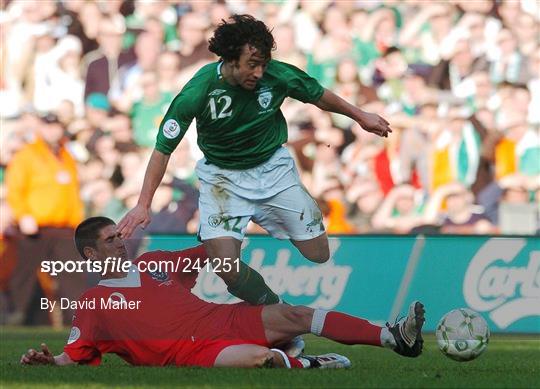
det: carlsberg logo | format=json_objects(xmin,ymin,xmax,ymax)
[
  {"xmin": 463, "ymin": 238, "xmax": 540, "ymax": 329},
  {"xmin": 193, "ymin": 243, "xmax": 352, "ymax": 309}
]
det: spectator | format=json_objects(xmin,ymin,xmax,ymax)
[
  {"xmin": 346, "ymin": 178, "xmax": 384, "ymax": 233},
  {"xmin": 83, "ymin": 15, "xmax": 135, "ymax": 99},
  {"xmin": 129, "ymin": 71, "xmax": 173, "ymax": 149},
  {"xmin": 273, "ymin": 24, "xmax": 304, "ymax": 68},
  {"xmin": 373, "ymin": 125, "xmax": 423, "ymax": 195},
  {"xmin": 83, "ymin": 179, "xmax": 125, "ymax": 221},
  {"xmin": 310, "ymin": 128, "xmax": 345, "ymax": 198},
  {"xmin": 157, "ymin": 51, "xmax": 182, "ymax": 94},
  {"xmin": 423, "ymin": 182, "xmax": 496, "ymax": 234},
  {"xmin": 358, "ymin": 7, "xmax": 399, "ymax": 56},
  {"xmin": 489, "ymin": 29, "xmax": 530, "ymax": 85},
  {"xmin": 110, "ymin": 31, "xmax": 163, "ymax": 112},
  {"xmin": 373, "ymin": 47, "xmax": 412, "ymax": 99},
  {"xmin": 48, "ymin": 35, "xmax": 85, "ymax": 116},
  {"xmin": 175, "ymin": 12, "xmax": 213, "ymax": 71},
  {"xmin": 318, "ymin": 179, "xmax": 357, "ymax": 234},
  {"xmin": 145, "ymin": 179, "xmax": 199, "ymax": 235},
  {"xmin": 105, "ymin": 112, "xmax": 138, "ymax": 153},
  {"xmin": 341, "ymin": 111, "xmax": 385, "ymax": 182},
  {"xmin": 430, "ymin": 111, "xmax": 480, "ymax": 191},
  {"xmin": 470, "ymin": 108, "xmax": 501, "ymax": 196},
  {"xmin": 429, "ymin": 39, "xmax": 488, "ymax": 94},
  {"xmin": 513, "ymin": 12, "xmax": 538, "ymax": 57},
  {"xmin": 84, "ymin": 92, "xmax": 111, "ymax": 152},
  {"xmin": 167, "ymin": 138, "xmax": 198, "ymax": 185},
  {"xmin": 371, "ymin": 184, "xmax": 425, "ymax": 233},
  {"xmin": 5, "ymin": 114, "xmax": 86, "ymax": 325},
  {"xmin": 398, "ymin": 4, "xmax": 455, "ymax": 65},
  {"xmin": 59, "ymin": 0, "xmax": 99, "ymax": 55},
  {"xmin": 124, "ymin": 0, "xmax": 177, "ymax": 49},
  {"xmin": 494, "ymin": 114, "xmax": 540, "ymax": 180},
  {"xmin": 332, "ymin": 57, "xmax": 378, "ymax": 129},
  {"xmin": 31, "ymin": 23, "xmax": 61, "ymax": 113}
]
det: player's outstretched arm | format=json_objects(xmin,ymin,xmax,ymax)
[
  {"xmin": 20, "ymin": 343, "xmax": 75, "ymax": 366},
  {"xmin": 117, "ymin": 149, "xmax": 171, "ymax": 238},
  {"xmin": 313, "ymin": 89, "xmax": 392, "ymax": 138}
]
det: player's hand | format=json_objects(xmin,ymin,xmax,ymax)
[
  {"xmin": 357, "ymin": 112, "xmax": 393, "ymax": 138},
  {"xmin": 117, "ymin": 204, "xmax": 151, "ymax": 239},
  {"xmin": 20, "ymin": 343, "xmax": 54, "ymax": 365}
]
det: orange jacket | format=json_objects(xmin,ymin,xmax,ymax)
[
  {"xmin": 6, "ymin": 138, "xmax": 84, "ymax": 228},
  {"xmin": 326, "ymin": 199, "xmax": 357, "ymax": 234}
]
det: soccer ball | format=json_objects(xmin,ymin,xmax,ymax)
[{"xmin": 436, "ymin": 308, "xmax": 490, "ymax": 362}]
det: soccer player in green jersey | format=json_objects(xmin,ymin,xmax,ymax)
[{"xmin": 118, "ymin": 14, "xmax": 392, "ymax": 346}]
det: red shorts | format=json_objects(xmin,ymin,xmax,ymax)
[{"xmin": 174, "ymin": 303, "xmax": 268, "ymax": 367}]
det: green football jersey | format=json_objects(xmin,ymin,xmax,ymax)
[{"xmin": 155, "ymin": 59, "xmax": 324, "ymax": 169}]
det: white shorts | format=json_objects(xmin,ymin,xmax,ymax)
[{"xmin": 196, "ymin": 147, "xmax": 325, "ymax": 241}]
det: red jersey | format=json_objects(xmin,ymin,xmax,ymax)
[{"xmin": 63, "ymin": 246, "xmax": 267, "ymax": 367}]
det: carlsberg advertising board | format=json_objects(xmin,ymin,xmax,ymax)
[{"xmin": 147, "ymin": 235, "xmax": 540, "ymax": 333}]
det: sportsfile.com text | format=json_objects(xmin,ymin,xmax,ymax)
[{"xmin": 40, "ymin": 257, "xmax": 240, "ymax": 276}]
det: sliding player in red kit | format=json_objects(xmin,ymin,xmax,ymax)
[{"xmin": 21, "ymin": 217, "xmax": 425, "ymax": 369}]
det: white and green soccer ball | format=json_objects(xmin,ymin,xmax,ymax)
[{"xmin": 436, "ymin": 308, "xmax": 490, "ymax": 362}]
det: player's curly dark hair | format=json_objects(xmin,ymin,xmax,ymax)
[{"xmin": 208, "ymin": 14, "xmax": 275, "ymax": 62}]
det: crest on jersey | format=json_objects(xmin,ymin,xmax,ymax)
[
  {"xmin": 209, "ymin": 89, "xmax": 227, "ymax": 96},
  {"xmin": 208, "ymin": 214, "xmax": 223, "ymax": 227},
  {"xmin": 258, "ymin": 91, "xmax": 273, "ymax": 109},
  {"xmin": 149, "ymin": 270, "xmax": 169, "ymax": 282}
]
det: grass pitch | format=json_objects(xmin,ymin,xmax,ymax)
[{"xmin": 1, "ymin": 327, "xmax": 538, "ymax": 388}]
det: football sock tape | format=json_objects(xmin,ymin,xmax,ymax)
[{"xmin": 310, "ymin": 309, "xmax": 329, "ymax": 336}]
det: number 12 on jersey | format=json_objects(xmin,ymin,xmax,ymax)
[{"xmin": 209, "ymin": 96, "xmax": 232, "ymax": 120}]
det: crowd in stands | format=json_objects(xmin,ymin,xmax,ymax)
[
  {"xmin": 1, "ymin": 0, "xmax": 540, "ymax": 327},
  {"xmin": 1, "ymin": 0, "xmax": 539, "ymax": 243}
]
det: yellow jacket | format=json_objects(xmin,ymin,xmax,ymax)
[{"xmin": 6, "ymin": 138, "xmax": 84, "ymax": 228}]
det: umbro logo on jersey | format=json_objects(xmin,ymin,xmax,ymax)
[{"xmin": 208, "ymin": 89, "xmax": 227, "ymax": 96}]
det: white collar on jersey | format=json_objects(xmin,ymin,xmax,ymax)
[{"xmin": 98, "ymin": 265, "xmax": 141, "ymax": 288}]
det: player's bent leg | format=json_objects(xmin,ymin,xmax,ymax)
[
  {"xmin": 262, "ymin": 302, "xmax": 425, "ymax": 357},
  {"xmin": 203, "ymin": 237, "xmax": 242, "ymax": 285},
  {"xmin": 203, "ymin": 237, "xmax": 280, "ymax": 305},
  {"xmin": 291, "ymin": 233, "xmax": 330, "ymax": 263},
  {"xmin": 263, "ymin": 304, "xmax": 384, "ymax": 347},
  {"xmin": 213, "ymin": 344, "xmax": 276, "ymax": 368},
  {"xmin": 262, "ymin": 304, "xmax": 314, "ymax": 344}
]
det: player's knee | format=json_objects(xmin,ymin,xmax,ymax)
[
  {"xmin": 303, "ymin": 246, "xmax": 330, "ymax": 263},
  {"xmin": 314, "ymin": 249, "xmax": 330, "ymax": 263},
  {"xmin": 281, "ymin": 305, "xmax": 313, "ymax": 329}
]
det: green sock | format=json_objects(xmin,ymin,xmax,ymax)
[{"xmin": 227, "ymin": 260, "xmax": 280, "ymax": 305}]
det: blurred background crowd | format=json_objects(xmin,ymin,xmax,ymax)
[{"xmin": 0, "ymin": 0, "xmax": 539, "ymax": 324}]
